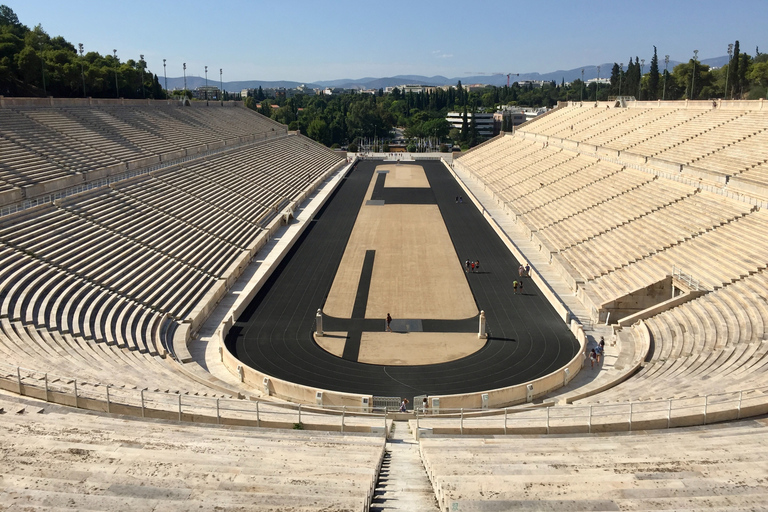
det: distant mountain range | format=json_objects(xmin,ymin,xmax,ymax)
[
  {"xmin": 163, "ymin": 76, "xmax": 314, "ymax": 91},
  {"xmin": 164, "ymin": 56, "xmax": 730, "ymax": 92}
]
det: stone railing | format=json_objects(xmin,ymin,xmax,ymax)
[
  {"xmin": 411, "ymin": 386, "xmax": 768, "ymax": 437},
  {"xmin": 0, "ymin": 361, "xmax": 388, "ymax": 433}
]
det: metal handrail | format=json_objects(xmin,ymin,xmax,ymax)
[{"xmin": 672, "ymin": 265, "xmax": 700, "ymax": 291}]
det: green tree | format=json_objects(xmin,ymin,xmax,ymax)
[
  {"xmin": 728, "ymin": 41, "xmax": 740, "ymax": 99},
  {"xmin": 456, "ymin": 80, "xmax": 465, "ymax": 107},
  {"xmin": 736, "ymin": 52, "xmax": 750, "ymax": 98},
  {"xmin": 346, "ymin": 96, "xmax": 379, "ymax": 140},
  {"xmin": 747, "ymin": 58, "xmax": 768, "ymax": 88},
  {"xmin": 0, "ymin": 4, "xmax": 24, "ymax": 32},
  {"xmin": 273, "ymin": 105, "xmax": 295, "ymax": 125},
  {"xmin": 15, "ymin": 43, "xmax": 42, "ymax": 86},
  {"xmin": 481, "ymin": 89, "xmax": 495, "ymax": 108},
  {"xmin": 422, "ymin": 117, "xmax": 450, "ymax": 140},
  {"xmin": 307, "ymin": 118, "xmax": 330, "ymax": 146},
  {"xmin": 468, "ymin": 110, "xmax": 478, "ymax": 147},
  {"xmin": 460, "ymin": 105, "xmax": 468, "ymax": 141},
  {"xmin": 609, "ymin": 63, "xmax": 621, "ymax": 96},
  {"xmin": 673, "ymin": 60, "xmax": 711, "ymax": 99},
  {"xmin": 648, "ymin": 46, "xmax": 660, "ymax": 100}
]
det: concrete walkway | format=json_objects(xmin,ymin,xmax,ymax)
[{"xmin": 370, "ymin": 422, "xmax": 440, "ymax": 512}]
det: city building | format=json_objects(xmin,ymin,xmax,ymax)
[
  {"xmin": 494, "ymin": 107, "xmax": 548, "ymax": 132},
  {"xmin": 516, "ymin": 80, "xmax": 557, "ymax": 88},
  {"xmin": 446, "ymin": 111, "xmax": 495, "ymax": 138},
  {"xmin": 193, "ymin": 86, "xmax": 220, "ymax": 100}
]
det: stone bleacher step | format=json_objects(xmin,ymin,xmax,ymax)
[{"xmin": 7, "ymin": 404, "xmax": 46, "ymax": 415}]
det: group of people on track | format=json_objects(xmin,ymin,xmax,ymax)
[
  {"xmin": 465, "ymin": 259, "xmax": 534, "ymax": 295},
  {"xmin": 465, "ymin": 259, "xmax": 481, "ymax": 273},
  {"xmin": 512, "ymin": 262, "xmax": 531, "ymax": 294}
]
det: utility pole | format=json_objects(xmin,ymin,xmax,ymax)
[
  {"xmin": 663, "ymin": 55, "xmax": 669, "ymax": 100},
  {"xmin": 140, "ymin": 54, "xmax": 145, "ymax": 98},
  {"xmin": 163, "ymin": 59, "xmax": 167, "ymax": 98},
  {"xmin": 690, "ymin": 50, "xmax": 698, "ymax": 100},
  {"xmin": 619, "ymin": 63, "xmax": 623, "ymax": 97},
  {"xmin": 78, "ymin": 43, "xmax": 86, "ymax": 97},
  {"xmin": 40, "ymin": 40, "xmax": 46, "ymax": 96},
  {"xmin": 596, "ymin": 66, "xmax": 601, "ymax": 103},
  {"xmin": 725, "ymin": 43, "xmax": 733, "ymax": 99},
  {"xmin": 113, "ymin": 49, "xmax": 119, "ymax": 98}
]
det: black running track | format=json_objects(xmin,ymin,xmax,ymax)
[{"xmin": 225, "ymin": 160, "xmax": 579, "ymax": 402}]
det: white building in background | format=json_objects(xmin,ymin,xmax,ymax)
[
  {"xmin": 516, "ymin": 80, "xmax": 551, "ymax": 88},
  {"xmin": 383, "ymin": 84, "xmax": 438, "ymax": 94},
  {"xmin": 446, "ymin": 111, "xmax": 495, "ymax": 138},
  {"xmin": 402, "ymin": 84, "xmax": 438, "ymax": 94},
  {"xmin": 494, "ymin": 107, "xmax": 548, "ymax": 131}
]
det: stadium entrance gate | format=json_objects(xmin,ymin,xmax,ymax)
[
  {"xmin": 414, "ymin": 394, "xmax": 428, "ymax": 413},
  {"xmin": 373, "ymin": 396, "xmax": 401, "ymax": 411}
]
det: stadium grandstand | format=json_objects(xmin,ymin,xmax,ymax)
[{"xmin": 2, "ymin": 95, "xmax": 768, "ymax": 511}]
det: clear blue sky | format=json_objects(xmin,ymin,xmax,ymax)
[{"xmin": 8, "ymin": 0, "xmax": 767, "ymax": 83}]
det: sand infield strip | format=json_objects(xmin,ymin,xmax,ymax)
[
  {"xmin": 316, "ymin": 331, "xmax": 485, "ymax": 366},
  {"xmin": 382, "ymin": 163, "xmax": 430, "ymax": 188}
]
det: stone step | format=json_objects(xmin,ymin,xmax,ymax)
[{"xmin": 371, "ymin": 421, "xmax": 439, "ymax": 511}]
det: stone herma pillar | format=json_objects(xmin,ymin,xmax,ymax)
[
  {"xmin": 315, "ymin": 309, "xmax": 323, "ymax": 337},
  {"xmin": 478, "ymin": 310, "xmax": 487, "ymax": 339}
]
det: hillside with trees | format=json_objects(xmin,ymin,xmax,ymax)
[{"xmin": 0, "ymin": 5, "xmax": 163, "ymax": 98}]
